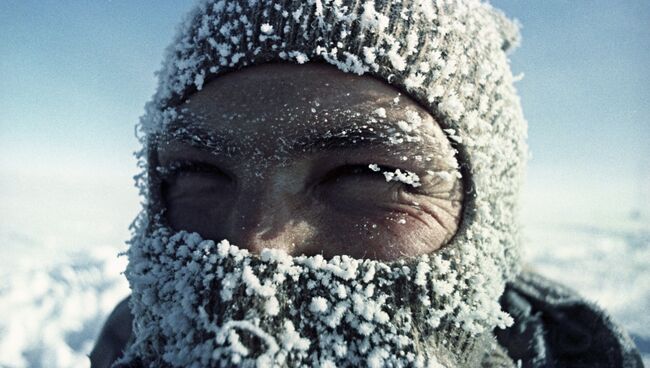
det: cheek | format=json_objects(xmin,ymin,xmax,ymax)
[
  {"xmin": 162, "ymin": 178, "xmax": 236, "ymax": 239},
  {"xmin": 303, "ymin": 200, "xmax": 458, "ymax": 260}
]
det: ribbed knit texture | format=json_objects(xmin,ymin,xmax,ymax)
[{"xmin": 122, "ymin": 0, "xmax": 528, "ymax": 366}]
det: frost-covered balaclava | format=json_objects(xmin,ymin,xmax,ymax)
[{"xmin": 119, "ymin": 0, "xmax": 527, "ymax": 367}]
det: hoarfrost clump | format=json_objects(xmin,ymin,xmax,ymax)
[
  {"xmin": 387, "ymin": 43, "xmax": 407, "ymax": 71},
  {"xmin": 309, "ymin": 296, "xmax": 329, "ymax": 313},
  {"xmin": 427, "ymin": 169, "xmax": 462, "ymax": 182},
  {"xmin": 443, "ymin": 128, "xmax": 463, "ymax": 143},
  {"xmin": 372, "ymin": 107, "xmax": 387, "ymax": 118},
  {"xmin": 397, "ymin": 120, "xmax": 412, "ymax": 132},
  {"xmin": 260, "ymin": 23, "xmax": 274, "ymax": 34},
  {"xmin": 383, "ymin": 168, "xmax": 421, "ymax": 187},
  {"xmin": 265, "ymin": 297, "xmax": 280, "ymax": 316},
  {"xmin": 287, "ymin": 51, "xmax": 309, "ymax": 64},
  {"xmin": 394, "ymin": 109, "xmax": 423, "ymax": 140},
  {"xmin": 359, "ymin": 1, "xmax": 390, "ymax": 33}
]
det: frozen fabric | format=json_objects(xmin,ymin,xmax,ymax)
[{"xmin": 95, "ymin": 272, "xmax": 644, "ymax": 367}]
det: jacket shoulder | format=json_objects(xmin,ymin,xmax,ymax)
[
  {"xmin": 497, "ymin": 271, "xmax": 643, "ymax": 368},
  {"xmin": 90, "ymin": 296, "xmax": 134, "ymax": 368}
]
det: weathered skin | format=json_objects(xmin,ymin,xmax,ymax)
[{"xmin": 156, "ymin": 63, "xmax": 464, "ymax": 261}]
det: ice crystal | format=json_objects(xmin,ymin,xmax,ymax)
[
  {"xmin": 260, "ymin": 23, "xmax": 274, "ymax": 34},
  {"xmin": 382, "ymin": 168, "xmax": 421, "ymax": 187}
]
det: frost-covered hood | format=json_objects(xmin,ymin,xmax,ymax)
[
  {"xmin": 121, "ymin": 0, "xmax": 528, "ymax": 366},
  {"xmin": 134, "ymin": 0, "xmax": 528, "ymax": 282}
]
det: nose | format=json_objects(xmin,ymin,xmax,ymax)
[{"xmin": 224, "ymin": 176, "xmax": 313, "ymax": 256}]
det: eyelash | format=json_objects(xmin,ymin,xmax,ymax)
[
  {"xmin": 157, "ymin": 161, "xmax": 229, "ymax": 181},
  {"xmin": 322, "ymin": 164, "xmax": 381, "ymax": 180}
]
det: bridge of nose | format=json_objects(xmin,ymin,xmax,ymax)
[{"xmin": 225, "ymin": 163, "xmax": 316, "ymax": 255}]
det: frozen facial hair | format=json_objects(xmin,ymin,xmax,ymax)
[{"xmin": 120, "ymin": 0, "xmax": 528, "ymax": 367}]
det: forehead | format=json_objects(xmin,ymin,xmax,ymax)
[
  {"xmin": 160, "ymin": 63, "xmax": 451, "ymax": 161},
  {"xmin": 180, "ymin": 63, "xmax": 404, "ymax": 119}
]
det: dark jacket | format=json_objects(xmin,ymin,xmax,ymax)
[
  {"xmin": 495, "ymin": 272, "xmax": 643, "ymax": 367},
  {"xmin": 90, "ymin": 271, "xmax": 644, "ymax": 367}
]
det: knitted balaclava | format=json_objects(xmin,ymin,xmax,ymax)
[{"xmin": 120, "ymin": 0, "xmax": 527, "ymax": 367}]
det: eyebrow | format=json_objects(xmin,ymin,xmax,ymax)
[
  {"xmin": 291, "ymin": 129, "xmax": 394, "ymax": 153},
  {"xmin": 159, "ymin": 120, "xmax": 428, "ymax": 158},
  {"xmin": 157, "ymin": 125, "xmax": 239, "ymax": 156}
]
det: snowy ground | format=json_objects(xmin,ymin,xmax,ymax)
[
  {"xmin": 0, "ymin": 168, "xmax": 648, "ymax": 367},
  {"xmin": 0, "ymin": 246, "xmax": 128, "ymax": 368}
]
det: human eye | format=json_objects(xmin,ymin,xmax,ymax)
[
  {"xmin": 158, "ymin": 161, "xmax": 231, "ymax": 183},
  {"xmin": 320, "ymin": 164, "xmax": 386, "ymax": 183},
  {"xmin": 158, "ymin": 161, "xmax": 233, "ymax": 204},
  {"xmin": 315, "ymin": 163, "xmax": 422, "ymax": 209},
  {"xmin": 323, "ymin": 163, "xmax": 425, "ymax": 191}
]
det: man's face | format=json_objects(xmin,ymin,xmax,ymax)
[
  {"xmin": 156, "ymin": 63, "xmax": 463, "ymax": 260},
  {"xmin": 127, "ymin": 63, "xmax": 517, "ymax": 368}
]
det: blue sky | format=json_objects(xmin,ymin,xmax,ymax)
[
  {"xmin": 1, "ymin": 1, "xmax": 648, "ymax": 246},
  {"xmin": 1, "ymin": 1, "xmax": 647, "ymax": 171},
  {"xmin": 0, "ymin": 1, "xmax": 195, "ymax": 173},
  {"xmin": 494, "ymin": 0, "xmax": 649, "ymax": 171}
]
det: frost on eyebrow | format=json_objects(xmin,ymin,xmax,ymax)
[
  {"xmin": 396, "ymin": 109, "xmax": 423, "ymax": 133},
  {"xmin": 159, "ymin": 104, "xmax": 447, "ymax": 164},
  {"xmin": 155, "ymin": 125, "xmax": 240, "ymax": 159},
  {"xmin": 372, "ymin": 107, "xmax": 387, "ymax": 118},
  {"xmin": 157, "ymin": 102, "xmax": 464, "ymax": 193}
]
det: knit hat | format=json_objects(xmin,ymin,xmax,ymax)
[{"xmin": 121, "ymin": 0, "xmax": 528, "ymax": 366}]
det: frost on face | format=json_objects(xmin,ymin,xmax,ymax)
[
  {"xmin": 121, "ymin": 227, "xmax": 512, "ymax": 367},
  {"xmin": 383, "ymin": 168, "xmax": 421, "ymax": 188},
  {"xmin": 427, "ymin": 169, "xmax": 462, "ymax": 183},
  {"xmin": 372, "ymin": 107, "xmax": 386, "ymax": 119}
]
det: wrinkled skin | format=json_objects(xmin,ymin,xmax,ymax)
[{"xmin": 156, "ymin": 63, "xmax": 463, "ymax": 260}]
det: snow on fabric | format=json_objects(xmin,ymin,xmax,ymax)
[
  {"xmin": 120, "ymin": 227, "xmax": 509, "ymax": 367},
  {"xmin": 134, "ymin": 0, "xmax": 528, "ymax": 288},
  {"xmin": 0, "ymin": 0, "xmax": 647, "ymax": 366}
]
